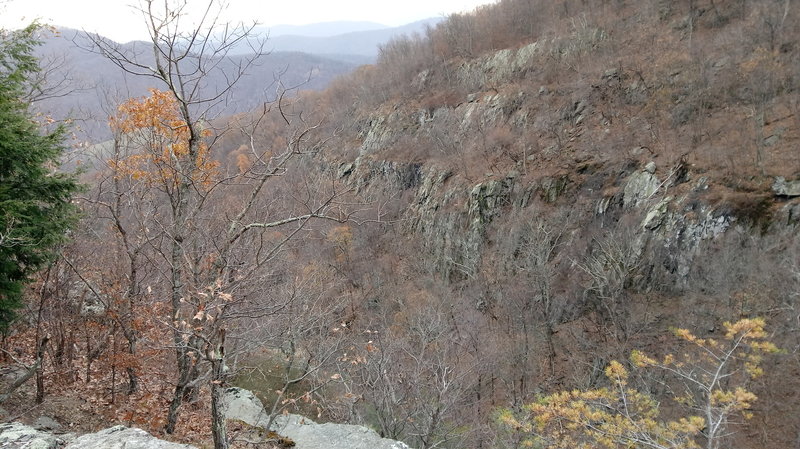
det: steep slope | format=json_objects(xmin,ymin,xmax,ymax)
[
  {"xmin": 269, "ymin": 1, "xmax": 800, "ymax": 447},
  {"xmin": 4, "ymin": 2, "xmax": 798, "ymax": 449}
]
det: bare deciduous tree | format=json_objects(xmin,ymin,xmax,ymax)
[{"xmin": 84, "ymin": 2, "xmax": 358, "ymax": 447}]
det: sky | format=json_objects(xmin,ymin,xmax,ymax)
[{"xmin": 0, "ymin": 0, "xmax": 495, "ymax": 43}]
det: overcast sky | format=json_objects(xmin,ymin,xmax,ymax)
[{"xmin": 0, "ymin": 0, "xmax": 495, "ymax": 43}]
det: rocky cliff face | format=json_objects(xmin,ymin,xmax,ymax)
[
  {"xmin": 341, "ymin": 143, "xmax": 779, "ymax": 292},
  {"xmin": 335, "ymin": 30, "xmax": 800, "ymax": 293}
]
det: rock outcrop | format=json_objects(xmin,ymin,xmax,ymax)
[
  {"xmin": 623, "ymin": 165, "xmax": 660, "ymax": 208},
  {"xmin": 0, "ymin": 388, "xmax": 410, "ymax": 449},
  {"xmin": 223, "ymin": 387, "xmax": 412, "ymax": 449},
  {"xmin": 773, "ymin": 176, "xmax": 800, "ymax": 197},
  {"xmin": 0, "ymin": 422, "xmax": 62, "ymax": 449},
  {"xmin": 271, "ymin": 414, "xmax": 411, "ymax": 449},
  {"xmin": 222, "ymin": 387, "xmax": 271, "ymax": 427},
  {"xmin": 64, "ymin": 426, "xmax": 197, "ymax": 449},
  {"xmin": 0, "ymin": 422, "xmax": 198, "ymax": 449}
]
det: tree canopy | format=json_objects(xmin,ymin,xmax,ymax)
[{"xmin": 0, "ymin": 24, "xmax": 79, "ymax": 330}]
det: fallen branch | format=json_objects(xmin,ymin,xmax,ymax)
[{"xmin": 0, "ymin": 336, "xmax": 49, "ymax": 404}]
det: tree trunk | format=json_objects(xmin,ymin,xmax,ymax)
[
  {"xmin": 544, "ymin": 321, "xmax": 557, "ymax": 378},
  {"xmin": 165, "ymin": 384, "xmax": 184, "ymax": 434},
  {"xmin": 165, "ymin": 163, "xmax": 192, "ymax": 433},
  {"xmin": 209, "ymin": 329, "xmax": 228, "ymax": 449},
  {"xmin": 165, "ymin": 344, "xmax": 194, "ymax": 434},
  {"xmin": 126, "ymin": 335, "xmax": 138, "ymax": 394},
  {"xmin": 210, "ymin": 378, "xmax": 228, "ymax": 449}
]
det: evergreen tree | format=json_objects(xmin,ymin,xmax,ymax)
[{"xmin": 0, "ymin": 24, "xmax": 79, "ymax": 330}]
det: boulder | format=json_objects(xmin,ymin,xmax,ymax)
[
  {"xmin": 0, "ymin": 422, "xmax": 60, "ymax": 449},
  {"xmin": 223, "ymin": 387, "xmax": 413, "ymax": 449},
  {"xmin": 34, "ymin": 416, "xmax": 62, "ymax": 432},
  {"xmin": 772, "ymin": 177, "xmax": 800, "ymax": 197},
  {"xmin": 64, "ymin": 426, "xmax": 197, "ymax": 449},
  {"xmin": 222, "ymin": 387, "xmax": 271, "ymax": 427},
  {"xmin": 272, "ymin": 414, "xmax": 411, "ymax": 449}
]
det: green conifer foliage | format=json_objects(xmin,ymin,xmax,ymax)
[{"xmin": 0, "ymin": 24, "xmax": 79, "ymax": 330}]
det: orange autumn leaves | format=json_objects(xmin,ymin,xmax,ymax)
[{"xmin": 108, "ymin": 89, "xmax": 218, "ymax": 188}]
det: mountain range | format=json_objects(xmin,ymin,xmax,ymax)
[
  {"xmin": 32, "ymin": 19, "xmax": 439, "ymax": 142},
  {"xmin": 252, "ymin": 18, "xmax": 441, "ymax": 58}
]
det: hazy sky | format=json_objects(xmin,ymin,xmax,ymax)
[{"xmin": 0, "ymin": 0, "xmax": 495, "ymax": 43}]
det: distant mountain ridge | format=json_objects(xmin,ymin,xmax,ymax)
[
  {"xmin": 265, "ymin": 21, "xmax": 390, "ymax": 37},
  {"xmin": 230, "ymin": 18, "xmax": 442, "ymax": 58},
  {"xmin": 33, "ymin": 27, "xmax": 362, "ymax": 142},
  {"xmin": 30, "ymin": 18, "xmax": 443, "ymax": 142}
]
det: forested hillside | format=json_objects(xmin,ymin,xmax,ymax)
[{"xmin": 1, "ymin": 1, "xmax": 799, "ymax": 449}]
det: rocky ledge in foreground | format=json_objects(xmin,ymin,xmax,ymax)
[
  {"xmin": 223, "ymin": 387, "xmax": 412, "ymax": 449},
  {"xmin": 0, "ymin": 387, "xmax": 413, "ymax": 449},
  {"xmin": 0, "ymin": 422, "xmax": 196, "ymax": 449},
  {"xmin": 65, "ymin": 426, "xmax": 197, "ymax": 449},
  {"xmin": 0, "ymin": 421, "xmax": 65, "ymax": 449}
]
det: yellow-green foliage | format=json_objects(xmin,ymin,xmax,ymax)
[{"xmin": 498, "ymin": 318, "xmax": 777, "ymax": 449}]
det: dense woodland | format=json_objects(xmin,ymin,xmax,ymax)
[{"xmin": 1, "ymin": 1, "xmax": 799, "ymax": 448}]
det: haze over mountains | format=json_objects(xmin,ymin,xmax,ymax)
[
  {"xmin": 34, "ymin": 19, "xmax": 438, "ymax": 142},
  {"xmin": 266, "ymin": 21, "xmax": 390, "ymax": 37},
  {"xmin": 253, "ymin": 18, "xmax": 441, "ymax": 58}
]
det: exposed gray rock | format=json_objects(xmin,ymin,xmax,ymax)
[
  {"xmin": 596, "ymin": 196, "xmax": 612, "ymax": 215},
  {"xmin": 337, "ymin": 162, "xmax": 354, "ymax": 178},
  {"xmin": 772, "ymin": 177, "xmax": 800, "ymax": 197},
  {"xmin": 652, "ymin": 205, "xmax": 734, "ymax": 282},
  {"xmin": 623, "ymin": 169, "xmax": 660, "ymax": 208},
  {"xmin": 780, "ymin": 201, "xmax": 800, "ymax": 225},
  {"xmin": 359, "ymin": 117, "xmax": 390, "ymax": 156},
  {"xmin": 33, "ymin": 416, "xmax": 62, "ymax": 432},
  {"xmin": 222, "ymin": 387, "xmax": 270, "ymax": 427},
  {"xmin": 273, "ymin": 414, "xmax": 411, "ymax": 449},
  {"xmin": 0, "ymin": 422, "xmax": 60, "ymax": 449},
  {"xmin": 358, "ymin": 110, "xmax": 417, "ymax": 157},
  {"xmin": 223, "ymin": 387, "xmax": 412, "ymax": 449},
  {"xmin": 469, "ymin": 178, "xmax": 513, "ymax": 225},
  {"xmin": 345, "ymin": 158, "xmax": 424, "ymax": 193},
  {"xmin": 457, "ymin": 41, "xmax": 540, "ymax": 86},
  {"xmin": 540, "ymin": 175, "xmax": 569, "ymax": 203},
  {"xmin": 644, "ymin": 161, "xmax": 656, "ymax": 174},
  {"xmin": 642, "ymin": 197, "xmax": 671, "ymax": 230},
  {"xmin": 64, "ymin": 426, "xmax": 197, "ymax": 449},
  {"xmin": 693, "ymin": 176, "xmax": 709, "ymax": 191},
  {"xmin": 405, "ymin": 167, "xmax": 482, "ymax": 278}
]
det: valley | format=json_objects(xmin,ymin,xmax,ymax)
[{"xmin": 1, "ymin": 1, "xmax": 799, "ymax": 448}]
